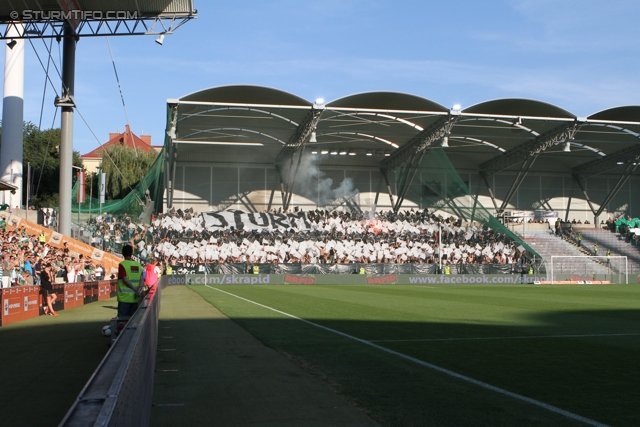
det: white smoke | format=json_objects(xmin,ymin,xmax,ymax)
[
  {"xmin": 286, "ymin": 153, "xmax": 358, "ymax": 207},
  {"xmin": 364, "ymin": 203, "xmax": 377, "ymax": 220}
]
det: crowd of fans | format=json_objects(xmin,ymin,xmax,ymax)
[
  {"xmin": 81, "ymin": 207, "xmax": 530, "ymax": 272},
  {"xmin": 13, "ymin": 205, "xmax": 640, "ymax": 288},
  {"xmin": 0, "ymin": 204, "xmax": 540, "ymax": 289},
  {"xmin": 604, "ymin": 216, "xmax": 640, "ymax": 246},
  {"xmin": 0, "ymin": 216, "xmax": 107, "ymax": 288}
]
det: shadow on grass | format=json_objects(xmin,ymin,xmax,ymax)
[
  {"xmin": 224, "ymin": 311, "xmax": 639, "ymax": 427},
  {"xmin": 0, "ymin": 302, "xmax": 116, "ymax": 427},
  {"xmin": 3, "ymin": 293, "xmax": 638, "ymax": 427}
]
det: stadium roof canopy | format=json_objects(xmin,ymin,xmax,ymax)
[
  {"xmin": 0, "ymin": 180, "xmax": 18, "ymax": 192},
  {"xmin": 166, "ymin": 85, "xmax": 640, "ymax": 212},
  {"xmin": 0, "ymin": 0, "xmax": 196, "ymax": 38}
]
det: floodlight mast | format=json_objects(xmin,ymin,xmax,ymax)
[
  {"xmin": 0, "ymin": 23, "xmax": 23, "ymax": 210},
  {"xmin": 57, "ymin": 23, "xmax": 76, "ymax": 237},
  {"xmin": 0, "ymin": 4, "xmax": 197, "ymax": 237}
]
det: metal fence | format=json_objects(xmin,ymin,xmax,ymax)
[{"xmin": 58, "ymin": 279, "xmax": 166, "ymax": 427}]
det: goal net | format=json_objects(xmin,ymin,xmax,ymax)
[{"xmin": 548, "ymin": 256, "xmax": 628, "ymax": 284}]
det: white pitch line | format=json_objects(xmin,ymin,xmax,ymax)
[
  {"xmin": 205, "ymin": 285, "xmax": 609, "ymax": 427},
  {"xmin": 370, "ymin": 332, "xmax": 640, "ymax": 343}
]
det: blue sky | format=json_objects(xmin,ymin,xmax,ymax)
[{"xmin": 2, "ymin": 0, "xmax": 640, "ymax": 155}]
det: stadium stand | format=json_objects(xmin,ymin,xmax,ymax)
[
  {"xmin": 521, "ymin": 229, "xmax": 611, "ymax": 276},
  {"xmin": 0, "ymin": 222, "xmax": 109, "ymax": 288},
  {"xmin": 568, "ymin": 227, "xmax": 640, "ymax": 274},
  {"xmin": 81, "ymin": 207, "xmax": 538, "ymax": 275}
]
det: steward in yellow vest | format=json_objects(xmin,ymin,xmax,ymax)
[
  {"xmin": 253, "ymin": 265, "xmax": 260, "ymax": 274},
  {"xmin": 38, "ymin": 233, "xmax": 46, "ymax": 243},
  {"xmin": 443, "ymin": 264, "xmax": 451, "ymax": 274},
  {"xmin": 359, "ymin": 266, "xmax": 365, "ymax": 274},
  {"xmin": 117, "ymin": 244, "xmax": 144, "ymax": 317},
  {"xmin": 166, "ymin": 265, "xmax": 173, "ymax": 275}
]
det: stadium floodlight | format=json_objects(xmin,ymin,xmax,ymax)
[
  {"xmin": 339, "ymin": 150, "xmax": 347, "ymax": 155},
  {"xmin": 330, "ymin": 150, "xmax": 337, "ymax": 155},
  {"xmin": 366, "ymin": 151, "xmax": 373, "ymax": 156},
  {"xmin": 321, "ymin": 149, "xmax": 329, "ymax": 154},
  {"xmin": 315, "ymin": 98, "xmax": 325, "ymax": 105},
  {"xmin": 348, "ymin": 152, "xmax": 356, "ymax": 156},
  {"xmin": 441, "ymin": 135, "xmax": 449, "ymax": 148},
  {"xmin": 155, "ymin": 34, "xmax": 165, "ymax": 45},
  {"xmin": 452, "ymin": 103, "xmax": 461, "ymax": 111},
  {"xmin": 563, "ymin": 141, "xmax": 571, "ymax": 152},
  {"xmin": 6, "ymin": 39, "xmax": 17, "ymax": 49},
  {"xmin": 309, "ymin": 131, "xmax": 317, "ymax": 143},
  {"xmin": 311, "ymin": 149, "xmax": 318, "ymax": 154}
]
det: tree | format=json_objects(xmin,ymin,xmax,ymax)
[
  {"xmin": 0, "ymin": 121, "xmax": 83, "ymax": 208},
  {"xmin": 99, "ymin": 144, "xmax": 158, "ymax": 200}
]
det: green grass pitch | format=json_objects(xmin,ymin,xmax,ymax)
[{"xmin": 190, "ymin": 283, "xmax": 640, "ymax": 427}]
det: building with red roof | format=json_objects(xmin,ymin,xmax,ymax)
[{"xmin": 80, "ymin": 125, "xmax": 161, "ymax": 173}]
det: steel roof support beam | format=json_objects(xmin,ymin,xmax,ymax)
[
  {"xmin": 572, "ymin": 176, "xmax": 598, "ymax": 218},
  {"xmin": 597, "ymin": 165, "xmax": 638, "ymax": 217},
  {"xmin": 479, "ymin": 122, "xmax": 579, "ymax": 178},
  {"xmin": 480, "ymin": 172, "xmax": 499, "ymax": 211},
  {"xmin": 165, "ymin": 103, "xmax": 179, "ymax": 209},
  {"xmin": 497, "ymin": 155, "xmax": 538, "ymax": 214},
  {"xmin": 572, "ymin": 145, "xmax": 640, "ymax": 179},
  {"xmin": 283, "ymin": 145, "xmax": 306, "ymax": 211},
  {"xmin": 275, "ymin": 107, "xmax": 323, "ymax": 164},
  {"xmin": 392, "ymin": 150, "xmax": 425, "ymax": 213},
  {"xmin": 471, "ymin": 194, "xmax": 479, "ymax": 223},
  {"xmin": 479, "ymin": 122, "xmax": 580, "ymax": 214},
  {"xmin": 165, "ymin": 144, "xmax": 178, "ymax": 209},
  {"xmin": 564, "ymin": 195, "xmax": 573, "ymax": 222},
  {"xmin": 444, "ymin": 197, "xmax": 467, "ymax": 220},
  {"xmin": 324, "ymin": 193, "xmax": 362, "ymax": 214},
  {"xmin": 0, "ymin": 15, "xmax": 196, "ymax": 39},
  {"xmin": 380, "ymin": 115, "xmax": 456, "ymax": 174},
  {"xmin": 573, "ymin": 161, "xmax": 640, "ymax": 226},
  {"xmin": 275, "ymin": 107, "xmax": 324, "ymax": 211},
  {"xmin": 378, "ymin": 114, "xmax": 457, "ymax": 213},
  {"xmin": 382, "ymin": 170, "xmax": 395, "ymax": 209},
  {"xmin": 572, "ymin": 146, "xmax": 640, "ymax": 225}
]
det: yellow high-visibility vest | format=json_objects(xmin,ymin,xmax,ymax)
[{"xmin": 117, "ymin": 260, "xmax": 142, "ymax": 303}]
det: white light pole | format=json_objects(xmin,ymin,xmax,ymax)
[{"xmin": 1, "ymin": 23, "xmax": 24, "ymax": 209}]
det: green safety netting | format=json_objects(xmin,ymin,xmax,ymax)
[
  {"xmin": 71, "ymin": 146, "xmax": 164, "ymax": 223},
  {"xmin": 398, "ymin": 147, "xmax": 541, "ymax": 261}
]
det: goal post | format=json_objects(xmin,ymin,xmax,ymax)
[{"xmin": 549, "ymin": 256, "xmax": 628, "ymax": 284}]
